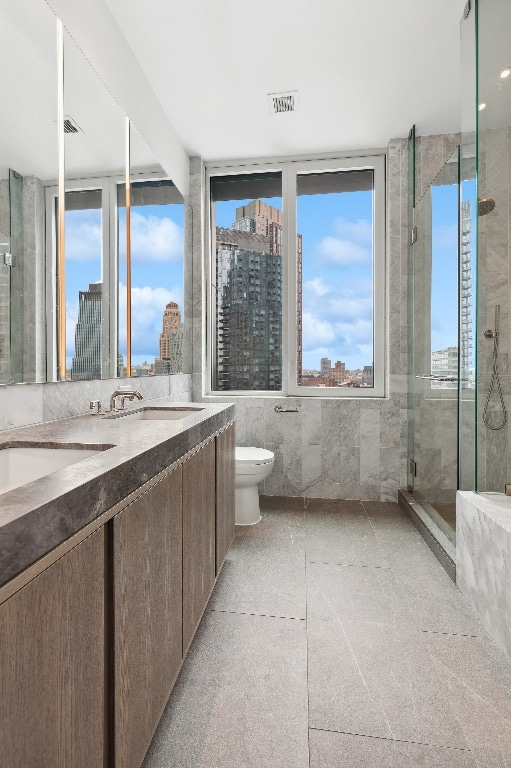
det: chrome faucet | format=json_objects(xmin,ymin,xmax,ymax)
[{"xmin": 109, "ymin": 389, "xmax": 143, "ymax": 413}]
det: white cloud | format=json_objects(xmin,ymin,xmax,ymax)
[
  {"xmin": 303, "ymin": 277, "xmax": 331, "ymax": 298},
  {"xmin": 302, "ymin": 312, "xmax": 336, "ymax": 347},
  {"xmin": 314, "ymin": 216, "xmax": 372, "ymax": 266},
  {"xmin": 333, "ymin": 318, "xmax": 373, "ymax": 344},
  {"xmin": 131, "ymin": 211, "xmax": 183, "ymax": 262},
  {"xmin": 66, "ymin": 219, "xmax": 102, "ymax": 262},
  {"xmin": 65, "ymin": 210, "xmax": 184, "ymax": 263},
  {"xmin": 329, "ymin": 296, "xmax": 373, "ymax": 321},
  {"xmin": 301, "ymin": 277, "xmax": 373, "ymax": 366},
  {"xmin": 333, "ymin": 217, "xmax": 373, "ymax": 245},
  {"xmin": 316, "ymin": 236, "xmax": 370, "ymax": 265}
]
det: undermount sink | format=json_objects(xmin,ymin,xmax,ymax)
[
  {"xmin": 106, "ymin": 407, "xmax": 204, "ymax": 421},
  {"xmin": 0, "ymin": 444, "xmax": 108, "ymax": 496}
]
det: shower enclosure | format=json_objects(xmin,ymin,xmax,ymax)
[{"xmin": 406, "ymin": 0, "xmax": 511, "ymax": 542}]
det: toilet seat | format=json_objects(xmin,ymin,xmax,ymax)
[{"xmin": 235, "ymin": 447, "xmax": 274, "ymax": 465}]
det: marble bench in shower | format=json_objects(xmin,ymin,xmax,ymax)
[{"xmin": 457, "ymin": 491, "xmax": 511, "ymax": 661}]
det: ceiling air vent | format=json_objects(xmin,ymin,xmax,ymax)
[
  {"xmin": 268, "ymin": 91, "xmax": 298, "ymax": 114},
  {"xmin": 63, "ymin": 116, "xmax": 81, "ymax": 134}
]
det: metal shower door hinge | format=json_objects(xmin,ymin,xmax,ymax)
[
  {"xmin": 410, "ymin": 227, "xmax": 417, "ymax": 245},
  {"xmin": 409, "ymin": 459, "xmax": 417, "ymax": 477},
  {"xmin": 2, "ymin": 252, "xmax": 12, "ymax": 266}
]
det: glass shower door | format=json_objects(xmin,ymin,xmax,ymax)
[{"xmin": 411, "ymin": 150, "xmax": 460, "ymax": 536}]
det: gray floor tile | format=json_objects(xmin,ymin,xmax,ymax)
[
  {"xmin": 209, "ymin": 544, "xmax": 306, "ymax": 619},
  {"xmin": 365, "ymin": 505, "xmax": 485, "ymax": 635},
  {"xmin": 423, "ymin": 632, "xmax": 511, "ymax": 765},
  {"xmin": 306, "ymin": 499, "xmax": 365, "ymax": 513},
  {"xmin": 305, "ymin": 507, "xmax": 389, "ymax": 567},
  {"xmin": 394, "ymin": 570, "xmax": 485, "ymax": 636},
  {"xmin": 361, "ymin": 501, "xmax": 404, "ymax": 517},
  {"xmin": 142, "ymin": 611, "xmax": 309, "ymax": 768},
  {"xmin": 236, "ymin": 508, "xmax": 306, "ymax": 546},
  {"xmin": 307, "ymin": 561, "xmax": 413, "ymax": 629},
  {"xmin": 307, "ymin": 615, "xmax": 469, "ymax": 748},
  {"xmin": 309, "ymin": 729, "xmax": 477, "ymax": 768}
]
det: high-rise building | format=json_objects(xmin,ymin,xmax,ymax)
[
  {"xmin": 155, "ymin": 300, "xmax": 183, "ymax": 374},
  {"xmin": 431, "ymin": 346, "xmax": 458, "ymax": 389},
  {"xmin": 460, "ymin": 200, "xmax": 473, "ymax": 388},
  {"xmin": 216, "ymin": 226, "xmax": 282, "ymax": 390},
  {"xmin": 71, "ymin": 282, "xmax": 102, "ymax": 380},
  {"xmin": 320, "ymin": 357, "xmax": 331, "ymax": 377},
  {"xmin": 333, "ymin": 361, "xmax": 346, "ymax": 384},
  {"xmin": 362, "ymin": 364, "xmax": 374, "ymax": 386},
  {"xmin": 215, "ymin": 200, "xmax": 303, "ymax": 391}
]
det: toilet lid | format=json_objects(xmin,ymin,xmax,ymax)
[{"xmin": 235, "ymin": 447, "xmax": 274, "ymax": 465}]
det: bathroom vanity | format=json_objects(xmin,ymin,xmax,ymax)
[{"xmin": 0, "ymin": 400, "xmax": 235, "ymax": 768}]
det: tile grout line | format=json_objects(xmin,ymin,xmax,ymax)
[
  {"xmin": 308, "ymin": 726, "xmax": 474, "ymax": 754},
  {"xmin": 209, "ymin": 607, "xmax": 305, "ymax": 621}
]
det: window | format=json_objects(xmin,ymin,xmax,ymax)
[{"xmin": 207, "ymin": 155, "xmax": 385, "ymax": 396}]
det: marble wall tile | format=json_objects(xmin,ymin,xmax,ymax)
[
  {"xmin": 0, "ymin": 383, "xmax": 44, "ymax": 430},
  {"xmin": 301, "ymin": 399, "xmax": 322, "ymax": 446},
  {"xmin": 360, "ymin": 408, "xmax": 380, "ymax": 487},
  {"xmin": 39, "ymin": 375, "xmax": 193, "ymax": 422}
]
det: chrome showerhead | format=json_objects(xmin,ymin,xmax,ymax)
[{"xmin": 478, "ymin": 197, "xmax": 496, "ymax": 216}]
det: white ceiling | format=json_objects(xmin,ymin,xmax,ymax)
[{"xmin": 104, "ymin": 0, "xmax": 467, "ymax": 161}]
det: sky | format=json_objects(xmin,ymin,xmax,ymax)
[{"xmin": 65, "ymin": 202, "xmax": 184, "ymax": 368}]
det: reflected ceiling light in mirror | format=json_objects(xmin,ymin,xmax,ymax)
[{"xmin": 500, "ymin": 67, "xmax": 511, "ymax": 79}]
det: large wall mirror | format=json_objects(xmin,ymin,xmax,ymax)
[{"xmin": 0, "ymin": 0, "xmax": 184, "ymax": 385}]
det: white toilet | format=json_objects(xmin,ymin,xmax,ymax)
[{"xmin": 235, "ymin": 447, "xmax": 274, "ymax": 525}]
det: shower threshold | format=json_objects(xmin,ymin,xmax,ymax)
[{"xmin": 398, "ymin": 488, "xmax": 456, "ymax": 581}]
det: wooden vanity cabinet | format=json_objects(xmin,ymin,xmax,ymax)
[
  {"xmin": 113, "ymin": 464, "xmax": 183, "ymax": 768},
  {"xmin": 182, "ymin": 439, "xmax": 216, "ymax": 652},
  {"xmin": 0, "ymin": 527, "xmax": 105, "ymax": 768},
  {"xmin": 0, "ymin": 421, "xmax": 235, "ymax": 768}
]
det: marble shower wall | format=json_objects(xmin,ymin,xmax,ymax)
[
  {"xmin": 414, "ymin": 132, "xmax": 460, "ymax": 203},
  {"xmin": 477, "ymin": 127, "xmax": 511, "ymax": 491},
  {"xmin": 190, "ymin": 140, "xmax": 410, "ymax": 502}
]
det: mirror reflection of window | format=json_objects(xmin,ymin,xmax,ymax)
[
  {"xmin": 117, "ymin": 179, "xmax": 184, "ymax": 377},
  {"xmin": 64, "ymin": 189, "xmax": 103, "ymax": 381}
]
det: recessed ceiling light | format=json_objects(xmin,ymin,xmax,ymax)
[
  {"xmin": 500, "ymin": 67, "xmax": 511, "ymax": 79},
  {"xmin": 478, "ymin": 103, "xmax": 486, "ymax": 110}
]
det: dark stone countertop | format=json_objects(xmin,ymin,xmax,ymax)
[{"xmin": 0, "ymin": 399, "xmax": 234, "ymax": 588}]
